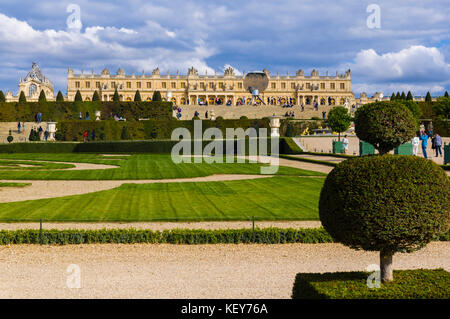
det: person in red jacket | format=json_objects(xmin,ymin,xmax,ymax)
[{"xmin": 83, "ymin": 130, "xmax": 88, "ymax": 142}]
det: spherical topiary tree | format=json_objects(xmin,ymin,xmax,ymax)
[
  {"xmin": 354, "ymin": 101, "xmax": 416, "ymax": 154},
  {"xmin": 319, "ymin": 155, "xmax": 449, "ymax": 282},
  {"xmin": 327, "ymin": 106, "xmax": 352, "ymax": 141}
]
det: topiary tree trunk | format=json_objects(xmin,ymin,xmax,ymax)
[{"xmin": 380, "ymin": 250, "xmax": 393, "ymax": 282}]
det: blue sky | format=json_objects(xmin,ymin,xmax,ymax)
[{"xmin": 0, "ymin": 0, "xmax": 449, "ymax": 96}]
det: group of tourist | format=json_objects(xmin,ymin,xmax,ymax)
[
  {"xmin": 412, "ymin": 123, "xmax": 443, "ymax": 159},
  {"xmin": 34, "ymin": 112, "xmax": 42, "ymax": 123},
  {"xmin": 284, "ymin": 111, "xmax": 295, "ymax": 118},
  {"xmin": 79, "ymin": 111, "xmax": 90, "ymax": 120}
]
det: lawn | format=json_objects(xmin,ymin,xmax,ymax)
[
  {"xmin": 0, "ymin": 176, "xmax": 324, "ymax": 221},
  {"xmin": 0, "ymin": 182, "xmax": 31, "ymax": 188},
  {"xmin": 0, "ymin": 153, "xmax": 325, "ymax": 180}
]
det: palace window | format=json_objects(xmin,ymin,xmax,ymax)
[
  {"xmin": 147, "ymin": 82, "xmax": 151, "ymax": 89},
  {"xmin": 29, "ymin": 83, "xmax": 37, "ymax": 97},
  {"xmin": 281, "ymin": 82, "xmax": 286, "ymax": 89},
  {"xmin": 330, "ymin": 83, "xmax": 335, "ymax": 90},
  {"xmin": 200, "ymin": 82, "xmax": 205, "ymax": 89},
  {"xmin": 95, "ymin": 82, "xmax": 100, "ymax": 89},
  {"xmin": 340, "ymin": 83, "xmax": 345, "ymax": 90},
  {"xmin": 320, "ymin": 83, "xmax": 325, "ymax": 90},
  {"xmin": 306, "ymin": 83, "xmax": 311, "ymax": 89},
  {"xmin": 75, "ymin": 81, "xmax": 80, "ymax": 89},
  {"xmin": 162, "ymin": 82, "xmax": 167, "ymax": 89},
  {"xmin": 291, "ymin": 83, "xmax": 295, "ymax": 89},
  {"xmin": 85, "ymin": 81, "xmax": 90, "ymax": 89},
  {"xmin": 237, "ymin": 82, "xmax": 243, "ymax": 89},
  {"xmin": 137, "ymin": 82, "xmax": 141, "ymax": 89},
  {"xmin": 126, "ymin": 82, "xmax": 131, "ymax": 89},
  {"xmin": 271, "ymin": 83, "xmax": 276, "ymax": 89},
  {"xmin": 171, "ymin": 82, "xmax": 176, "ymax": 89},
  {"xmin": 219, "ymin": 82, "xmax": 224, "ymax": 89},
  {"xmin": 181, "ymin": 82, "xmax": 186, "ymax": 88},
  {"xmin": 209, "ymin": 82, "xmax": 214, "ymax": 89},
  {"xmin": 111, "ymin": 82, "xmax": 116, "ymax": 88}
]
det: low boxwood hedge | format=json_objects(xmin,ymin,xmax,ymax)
[
  {"xmin": 0, "ymin": 227, "xmax": 447, "ymax": 245},
  {"xmin": 292, "ymin": 269, "xmax": 450, "ymax": 299}
]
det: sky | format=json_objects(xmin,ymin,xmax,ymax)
[{"xmin": 0, "ymin": 0, "xmax": 449, "ymax": 97}]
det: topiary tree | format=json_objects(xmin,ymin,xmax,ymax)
[
  {"xmin": 354, "ymin": 101, "xmax": 416, "ymax": 154},
  {"xmin": 400, "ymin": 92, "xmax": 406, "ymax": 100},
  {"xmin": 395, "ymin": 92, "xmax": 401, "ymax": 100},
  {"xmin": 319, "ymin": 155, "xmax": 449, "ymax": 282},
  {"xmin": 92, "ymin": 90, "xmax": 100, "ymax": 102},
  {"xmin": 406, "ymin": 91, "xmax": 413, "ymax": 101},
  {"xmin": 444, "ymin": 91, "xmax": 449, "ymax": 98},
  {"xmin": 74, "ymin": 90, "xmax": 83, "ymax": 102},
  {"xmin": 0, "ymin": 90, "xmax": 5, "ymax": 102},
  {"xmin": 38, "ymin": 90, "xmax": 47, "ymax": 103},
  {"xmin": 152, "ymin": 91, "xmax": 162, "ymax": 101},
  {"xmin": 7, "ymin": 135, "xmax": 13, "ymax": 143},
  {"xmin": 326, "ymin": 106, "xmax": 351, "ymax": 141},
  {"xmin": 134, "ymin": 90, "xmax": 142, "ymax": 102},
  {"xmin": 19, "ymin": 91, "xmax": 27, "ymax": 103},
  {"xmin": 113, "ymin": 89, "xmax": 120, "ymax": 102},
  {"xmin": 390, "ymin": 93, "xmax": 396, "ymax": 101},
  {"xmin": 425, "ymin": 91, "xmax": 432, "ymax": 102},
  {"xmin": 56, "ymin": 91, "xmax": 64, "ymax": 102}
]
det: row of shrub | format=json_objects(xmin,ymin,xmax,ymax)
[
  {"xmin": 0, "ymin": 101, "xmax": 173, "ymax": 122},
  {"xmin": 0, "ymin": 137, "xmax": 299, "ymax": 155},
  {"xmin": 0, "ymin": 227, "xmax": 447, "ymax": 245}
]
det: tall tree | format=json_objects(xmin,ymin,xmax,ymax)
[
  {"xmin": 400, "ymin": 92, "xmax": 406, "ymax": 100},
  {"xmin": 327, "ymin": 106, "xmax": 352, "ymax": 141},
  {"xmin": 19, "ymin": 91, "xmax": 27, "ymax": 103},
  {"xmin": 395, "ymin": 92, "xmax": 401, "ymax": 100},
  {"xmin": 152, "ymin": 91, "xmax": 162, "ymax": 101},
  {"xmin": 56, "ymin": 91, "xmax": 64, "ymax": 102},
  {"xmin": 425, "ymin": 91, "xmax": 432, "ymax": 103},
  {"xmin": 92, "ymin": 90, "xmax": 100, "ymax": 102},
  {"xmin": 74, "ymin": 90, "xmax": 83, "ymax": 102},
  {"xmin": 406, "ymin": 91, "xmax": 413, "ymax": 101},
  {"xmin": 38, "ymin": 90, "xmax": 47, "ymax": 103},
  {"xmin": 113, "ymin": 89, "xmax": 120, "ymax": 102},
  {"xmin": 0, "ymin": 90, "xmax": 5, "ymax": 102},
  {"xmin": 134, "ymin": 90, "xmax": 142, "ymax": 102},
  {"xmin": 390, "ymin": 93, "xmax": 396, "ymax": 101},
  {"xmin": 445, "ymin": 91, "xmax": 449, "ymax": 98}
]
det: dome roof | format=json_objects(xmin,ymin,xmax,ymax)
[{"xmin": 24, "ymin": 62, "xmax": 45, "ymax": 83}]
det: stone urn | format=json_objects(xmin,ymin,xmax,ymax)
[
  {"xmin": 95, "ymin": 110, "xmax": 101, "ymax": 121},
  {"xmin": 268, "ymin": 116, "xmax": 281, "ymax": 137},
  {"xmin": 47, "ymin": 122, "xmax": 57, "ymax": 141}
]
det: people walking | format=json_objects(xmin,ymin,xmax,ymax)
[
  {"xmin": 342, "ymin": 135, "xmax": 349, "ymax": 154},
  {"xmin": 17, "ymin": 121, "xmax": 21, "ymax": 133},
  {"xmin": 434, "ymin": 133, "xmax": 442, "ymax": 157},
  {"xmin": 83, "ymin": 130, "xmax": 88, "ymax": 142},
  {"xmin": 412, "ymin": 135, "xmax": 420, "ymax": 156},
  {"xmin": 419, "ymin": 131, "xmax": 429, "ymax": 159}
]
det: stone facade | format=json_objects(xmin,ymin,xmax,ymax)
[
  {"xmin": 5, "ymin": 62, "xmax": 55, "ymax": 102},
  {"xmin": 67, "ymin": 66, "xmax": 355, "ymax": 107}
]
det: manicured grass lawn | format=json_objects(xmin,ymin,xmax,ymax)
[
  {"xmin": 292, "ymin": 269, "xmax": 450, "ymax": 299},
  {"xmin": 0, "ymin": 176, "xmax": 324, "ymax": 221},
  {"xmin": 0, "ymin": 182, "xmax": 31, "ymax": 188},
  {"xmin": 0, "ymin": 154, "xmax": 325, "ymax": 180},
  {"xmin": 0, "ymin": 159, "xmax": 74, "ymax": 170}
]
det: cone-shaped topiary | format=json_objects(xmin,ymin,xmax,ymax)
[
  {"xmin": 406, "ymin": 91, "xmax": 413, "ymax": 100},
  {"xmin": 92, "ymin": 90, "xmax": 100, "ymax": 102},
  {"xmin": 152, "ymin": 91, "xmax": 162, "ymax": 101},
  {"xmin": 38, "ymin": 90, "xmax": 46, "ymax": 102},
  {"xmin": 74, "ymin": 90, "xmax": 82, "ymax": 102},
  {"xmin": 113, "ymin": 89, "xmax": 120, "ymax": 102},
  {"xmin": 425, "ymin": 91, "xmax": 432, "ymax": 102},
  {"xmin": 400, "ymin": 92, "xmax": 406, "ymax": 100},
  {"xmin": 134, "ymin": 90, "xmax": 142, "ymax": 102},
  {"xmin": 354, "ymin": 101, "xmax": 416, "ymax": 154},
  {"xmin": 319, "ymin": 155, "xmax": 449, "ymax": 283},
  {"xmin": 19, "ymin": 91, "xmax": 27, "ymax": 103},
  {"xmin": 444, "ymin": 91, "xmax": 449, "ymax": 98},
  {"xmin": 0, "ymin": 90, "xmax": 5, "ymax": 102},
  {"xmin": 56, "ymin": 91, "xmax": 64, "ymax": 102},
  {"xmin": 390, "ymin": 93, "xmax": 396, "ymax": 101}
]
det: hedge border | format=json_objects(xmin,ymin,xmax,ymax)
[
  {"xmin": 0, "ymin": 227, "xmax": 447, "ymax": 245},
  {"xmin": 280, "ymin": 154, "xmax": 338, "ymax": 167}
]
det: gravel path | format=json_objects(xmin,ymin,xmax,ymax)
[
  {"xmin": 0, "ymin": 242, "xmax": 447, "ymax": 298},
  {"xmin": 0, "ymin": 220, "xmax": 322, "ymax": 230},
  {"xmin": 6, "ymin": 159, "xmax": 119, "ymax": 171},
  {"xmin": 0, "ymin": 174, "xmax": 271, "ymax": 203}
]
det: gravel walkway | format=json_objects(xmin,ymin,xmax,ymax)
[
  {"xmin": 0, "ymin": 242, "xmax": 447, "ymax": 298},
  {"xmin": 0, "ymin": 220, "xmax": 322, "ymax": 230},
  {"xmin": 0, "ymin": 174, "xmax": 271, "ymax": 203}
]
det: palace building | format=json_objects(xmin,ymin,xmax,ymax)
[
  {"xmin": 66, "ymin": 66, "xmax": 356, "ymax": 107},
  {"xmin": 5, "ymin": 62, "xmax": 55, "ymax": 102}
]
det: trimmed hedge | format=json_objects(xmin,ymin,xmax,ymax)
[
  {"xmin": 279, "ymin": 154, "xmax": 338, "ymax": 167},
  {"xmin": 292, "ymin": 269, "xmax": 450, "ymax": 299},
  {"xmin": 0, "ymin": 227, "xmax": 333, "ymax": 245},
  {"xmin": 279, "ymin": 137, "xmax": 303, "ymax": 154},
  {"xmin": 0, "ymin": 227, "xmax": 447, "ymax": 245}
]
